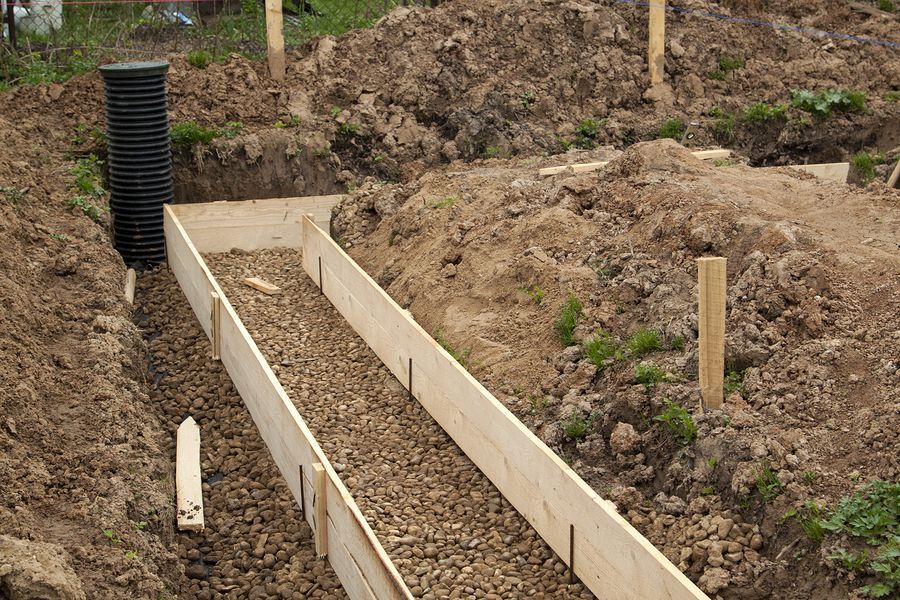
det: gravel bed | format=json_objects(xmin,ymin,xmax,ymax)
[
  {"xmin": 206, "ymin": 248, "xmax": 591, "ymax": 599},
  {"xmin": 139, "ymin": 268, "xmax": 345, "ymax": 600}
]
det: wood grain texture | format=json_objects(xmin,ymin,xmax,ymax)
[
  {"xmin": 163, "ymin": 206, "xmax": 412, "ymax": 600},
  {"xmin": 698, "ymin": 257, "xmax": 727, "ymax": 410},
  {"xmin": 243, "ymin": 277, "xmax": 281, "ymax": 295},
  {"xmin": 264, "ymin": 0, "xmax": 286, "ymax": 81},
  {"xmin": 170, "ymin": 195, "xmax": 344, "ymax": 253},
  {"xmin": 301, "ymin": 215, "xmax": 708, "ymax": 600},
  {"xmin": 648, "ymin": 0, "xmax": 666, "ymax": 86},
  {"xmin": 887, "ymin": 158, "xmax": 900, "ymax": 189},
  {"xmin": 124, "ymin": 268, "xmax": 136, "ymax": 305},
  {"xmin": 176, "ymin": 416, "xmax": 204, "ymax": 531},
  {"xmin": 789, "ymin": 162, "xmax": 850, "ymax": 183}
]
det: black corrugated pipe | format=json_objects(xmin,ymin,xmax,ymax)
[{"xmin": 99, "ymin": 60, "xmax": 171, "ymax": 267}]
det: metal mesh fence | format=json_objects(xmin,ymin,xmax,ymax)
[{"xmin": 0, "ymin": 0, "xmax": 442, "ymax": 88}]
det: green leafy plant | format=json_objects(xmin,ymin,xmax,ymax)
[
  {"xmin": 70, "ymin": 155, "xmax": 105, "ymax": 197},
  {"xmin": 658, "ymin": 118, "xmax": 685, "ymax": 140},
  {"xmin": 66, "ymin": 196, "xmax": 104, "ymax": 223},
  {"xmin": 790, "ymin": 89, "xmax": 867, "ymax": 116},
  {"xmin": 669, "ymin": 335, "xmax": 685, "ymax": 351},
  {"xmin": 132, "ymin": 520, "xmax": 148, "ymax": 531},
  {"xmin": 124, "ymin": 550, "xmax": 138, "ymax": 560},
  {"xmin": 427, "ymin": 196, "xmax": 457, "ymax": 209},
  {"xmin": 221, "ymin": 121, "xmax": 244, "ymax": 139},
  {"xmin": 724, "ymin": 368, "xmax": 745, "ymax": 397},
  {"xmin": 741, "ymin": 102, "xmax": 788, "ymax": 123},
  {"xmin": 520, "ymin": 90, "xmax": 536, "ymax": 109},
  {"xmin": 653, "ymin": 400, "xmax": 696, "ymax": 446},
  {"xmin": 186, "ymin": 49, "xmax": 212, "ymax": 69},
  {"xmin": 49, "ymin": 233, "xmax": 69, "ymax": 241},
  {"xmin": 886, "ymin": 91, "xmax": 900, "ymax": 102},
  {"xmin": 556, "ymin": 136, "xmax": 574, "ymax": 152},
  {"xmin": 518, "ymin": 286, "xmax": 544, "ymax": 305},
  {"xmin": 555, "ymin": 294, "xmax": 583, "ymax": 347},
  {"xmin": 707, "ymin": 458, "xmax": 718, "ymax": 470},
  {"xmin": 530, "ymin": 395, "xmax": 551, "ymax": 414},
  {"xmin": 575, "ymin": 118, "xmax": 602, "ymax": 149},
  {"xmin": 584, "ymin": 329, "xmax": 619, "ymax": 369},
  {"xmin": 783, "ymin": 501, "xmax": 827, "ymax": 543},
  {"xmin": 102, "ymin": 529, "xmax": 121, "ymax": 544},
  {"xmin": 804, "ymin": 470, "xmax": 817, "ymax": 484},
  {"xmin": 433, "ymin": 330, "xmax": 471, "ymax": 369},
  {"xmin": 483, "ymin": 145, "xmax": 502, "ymax": 159},
  {"xmin": 337, "ymin": 121, "xmax": 359, "ymax": 137},
  {"xmin": 709, "ymin": 107, "xmax": 735, "ymax": 144},
  {"xmin": 1, "ymin": 186, "xmax": 25, "ymax": 209},
  {"xmin": 634, "ymin": 363, "xmax": 669, "ymax": 387},
  {"xmin": 626, "ymin": 328, "xmax": 661, "ymax": 358},
  {"xmin": 563, "ymin": 409, "xmax": 597, "ymax": 440},
  {"xmin": 852, "ymin": 151, "xmax": 886, "ymax": 185},
  {"xmin": 756, "ymin": 464, "xmax": 783, "ymax": 502},
  {"xmin": 170, "ymin": 121, "xmax": 220, "ymax": 146},
  {"xmin": 709, "ymin": 54, "xmax": 745, "ymax": 80},
  {"xmin": 877, "ymin": 0, "xmax": 895, "ymax": 12},
  {"xmin": 829, "ymin": 548, "xmax": 869, "ymax": 571}
]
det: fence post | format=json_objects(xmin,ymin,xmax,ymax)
[
  {"xmin": 648, "ymin": 0, "xmax": 665, "ymax": 86},
  {"xmin": 698, "ymin": 257, "xmax": 726, "ymax": 410},
  {"xmin": 4, "ymin": 0, "xmax": 16, "ymax": 51},
  {"xmin": 264, "ymin": 0, "xmax": 286, "ymax": 82}
]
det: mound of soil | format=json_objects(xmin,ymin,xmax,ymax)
[{"xmin": 332, "ymin": 139, "xmax": 900, "ymax": 598}]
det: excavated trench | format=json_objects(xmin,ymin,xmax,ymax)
[{"xmin": 203, "ymin": 247, "xmax": 592, "ymax": 599}]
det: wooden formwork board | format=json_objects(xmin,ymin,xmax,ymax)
[
  {"xmin": 169, "ymin": 195, "xmax": 344, "ymax": 253},
  {"xmin": 301, "ymin": 215, "xmax": 709, "ymax": 600},
  {"xmin": 538, "ymin": 149, "xmax": 730, "ymax": 177},
  {"xmin": 163, "ymin": 206, "xmax": 412, "ymax": 600}
]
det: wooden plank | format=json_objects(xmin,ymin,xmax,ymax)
[
  {"xmin": 264, "ymin": 0, "xmax": 286, "ymax": 81},
  {"xmin": 698, "ymin": 257, "xmax": 726, "ymax": 410},
  {"xmin": 539, "ymin": 149, "xmax": 730, "ymax": 176},
  {"xmin": 313, "ymin": 462, "xmax": 328, "ymax": 558},
  {"xmin": 887, "ymin": 158, "xmax": 900, "ymax": 189},
  {"xmin": 301, "ymin": 216, "xmax": 708, "ymax": 600},
  {"xmin": 170, "ymin": 195, "xmax": 344, "ymax": 253},
  {"xmin": 211, "ymin": 291, "xmax": 221, "ymax": 361},
  {"xmin": 789, "ymin": 162, "xmax": 850, "ymax": 183},
  {"xmin": 648, "ymin": 0, "xmax": 666, "ymax": 87},
  {"xmin": 163, "ymin": 207, "xmax": 412, "ymax": 600},
  {"xmin": 124, "ymin": 268, "xmax": 136, "ymax": 305},
  {"xmin": 243, "ymin": 277, "xmax": 281, "ymax": 295},
  {"xmin": 176, "ymin": 416, "xmax": 204, "ymax": 531}
]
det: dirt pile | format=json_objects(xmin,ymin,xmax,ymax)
[
  {"xmin": 332, "ymin": 139, "xmax": 900, "ymax": 598},
  {"xmin": 0, "ymin": 118, "xmax": 180, "ymax": 596}
]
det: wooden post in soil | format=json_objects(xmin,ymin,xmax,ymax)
[
  {"xmin": 312, "ymin": 462, "xmax": 327, "ymax": 557},
  {"xmin": 264, "ymin": 0, "xmax": 286, "ymax": 82},
  {"xmin": 698, "ymin": 257, "xmax": 726, "ymax": 410},
  {"xmin": 648, "ymin": 0, "xmax": 665, "ymax": 86},
  {"xmin": 888, "ymin": 158, "xmax": 900, "ymax": 189},
  {"xmin": 124, "ymin": 268, "xmax": 136, "ymax": 305}
]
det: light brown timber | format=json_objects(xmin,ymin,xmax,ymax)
[
  {"xmin": 264, "ymin": 0, "xmax": 286, "ymax": 81},
  {"xmin": 538, "ymin": 149, "xmax": 729, "ymax": 176},
  {"xmin": 698, "ymin": 257, "xmax": 727, "ymax": 410},
  {"xmin": 176, "ymin": 416, "xmax": 204, "ymax": 531},
  {"xmin": 648, "ymin": 0, "xmax": 666, "ymax": 86}
]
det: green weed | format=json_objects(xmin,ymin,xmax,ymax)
[
  {"xmin": 66, "ymin": 196, "xmax": 104, "ymax": 223},
  {"xmin": 433, "ymin": 330, "xmax": 471, "ymax": 369},
  {"xmin": 634, "ymin": 363, "xmax": 668, "ymax": 387},
  {"xmin": 70, "ymin": 155, "xmax": 105, "ymax": 197},
  {"xmin": 718, "ymin": 55, "xmax": 745, "ymax": 72},
  {"xmin": 556, "ymin": 136, "xmax": 574, "ymax": 152},
  {"xmin": 102, "ymin": 528, "xmax": 121, "ymax": 544},
  {"xmin": 724, "ymin": 369, "xmax": 745, "ymax": 397},
  {"xmin": 563, "ymin": 409, "xmax": 597, "ymax": 440},
  {"xmin": 530, "ymin": 395, "xmax": 551, "ymax": 414},
  {"xmin": 132, "ymin": 520, "xmax": 148, "ymax": 531},
  {"xmin": 803, "ymin": 470, "xmax": 817, "ymax": 484},
  {"xmin": 707, "ymin": 458, "xmax": 718, "ymax": 470},
  {"xmin": 829, "ymin": 548, "xmax": 869, "ymax": 571},
  {"xmin": 877, "ymin": 0, "xmax": 895, "ymax": 12},
  {"xmin": 221, "ymin": 122, "xmax": 244, "ymax": 139},
  {"xmin": 852, "ymin": 151, "xmax": 886, "ymax": 185},
  {"xmin": 653, "ymin": 400, "xmax": 696, "ymax": 446},
  {"xmin": 756, "ymin": 464, "xmax": 783, "ymax": 502},
  {"xmin": 575, "ymin": 118, "xmax": 602, "ymax": 149},
  {"xmin": 186, "ymin": 49, "xmax": 213, "ymax": 69},
  {"xmin": 658, "ymin": 118, "xmax": 685, "ymax": 140},
  {"xmin": 669, "ymin": 335, "xmax": 685, "ymax": 351},
  {"xmin": 170, "ymin": 121, "xmax": 219, "ymax": 146},
  {"xmin": 124, "ymin": 550, "xmax": 138, "ymax": 560},
  {"xmin": 518, "ymin": 286, "xmax": 544, "ymax": 305},
  {"xmin": 520, "ymin": 90, "xmax": 536, "ymax": 109},
  {"xmin": 709, "ymin": 107, "xmax": 735, "ymax": 144},
  {"xmin": 626, "ymin": 328, "xmax": 662, "ymax": 358},
  {"xmin": 701, "ymin": 486, "xmax": 716, "ymax": 496},
  {"xmin": 1, "ymin": 186, "xmax": 25, "ymax": 209},
  {"xmin": 583, "ymin": 330, "xmax": 619, "ymax": 369},
  {"xmin": 427, "ymin": 196, "xmax": 457, "ymax": 209},
  {"xmin": 886, "ymin": 91, "xmax": 900, "ymax": 102},
  {"xmin": 555, "ymin": 294, "xmax": 583, "ymax": 347},
  {"xmin": 790, "ymin": 89, "xmax": 867, "ymax": 116},
  {"xmin": 49, "ymin": 233, "xmax": 69, "ymax": 241},
  {"xmin": 337, "ymin": 121, "xmax": 359, "ymax": 137},
  {"xmin": 741, "ymin": 102, "xmax": 788, "ymax": 123},
  {"xmin": 783, "ymin": 501, "xmax": 826, "ymax": 543},
  {"xmin": 483, "ymin": 145, "xmax": 502, "ymax": 159}
]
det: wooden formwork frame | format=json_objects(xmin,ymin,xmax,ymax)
[{"xmin": 164, "ymin": 196, "xmax": 709, "ymax": 600}]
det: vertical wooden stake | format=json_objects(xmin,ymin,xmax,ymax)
[
  {"xmin": 264, "ymin": 0, "xmax": 286, "ymax": 82},
  {"xmin": 698, "ymin": 257, "xmax": 726, "ymax": 410},
  {"xmin": 5, "ymin": 0, "xmax": 16, "ymax": 51},
  {"xmin": 210, "ymin": 291, "xmax": 221, "ymax": 360},
  {"xmin": 124, "ymin": 268, "xmax": 136, "ymax": 305},
  {"xmin": 408, "ymin": 357, "xmax": 413, "ymax": 400},
  {"xmin": 312, "ymin": 462, "xmax": 327, "ymax": 557},
  {"xmin": 176, "ymin": 417, "xmax": 205, "ymax": 531},
  {"xmin": 648, "ymin": 0, "xmax": 665, "ymax": 86},
  {"xmin": 887, "ymin": 158, "xmax": 900, "ymax": 189}
]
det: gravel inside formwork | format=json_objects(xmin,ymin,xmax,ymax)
[
  {"xmin": 207, "ymin": 248, "xmax": 593, "ymax": 599},
  {"xmin": 139, "ymin": 267, "xmax": 346, "ymax": 600}
]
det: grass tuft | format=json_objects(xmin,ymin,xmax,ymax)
[
  {"xmin": 433, "ymin": 330, "xmax": 471, "ymax": 369},
  {"xmin": 583, "ymin": 329, "xmax": 619, "ymax": 369},
  {"xmin": 790, "ymin": 89, "xmax": 867, "ymax": 117},
  {"xmin": 563, "ymin": 409, "xmax": 596, "ymax": 440},
  {"xmin": 634, "ymin": 363, "xmax": 669, "ymax": 387},
  {"xmin": 626, "ymin": 328, "xmax": 662, "ymax": 358},
  {"xmin": 555, "ymin": 294, "xmax": 583, "ymax": 347},
  {"xmin": 657, "ymin": 118, "xmax": 685, "ymax": 140},
  {"xmin": 171, "ymin": 121, "xmax": 220, "ymax": 146},
  {"xmin": 852, "ymin": 151, "xmax": 886, "ymax": 185},
  {"xmin": 741, "ymin": 102, "xmax": 788, "ymax": 123},
  {"xmin": 756, "ymin": 463, "xmax": 783, "ymax": 502}
]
